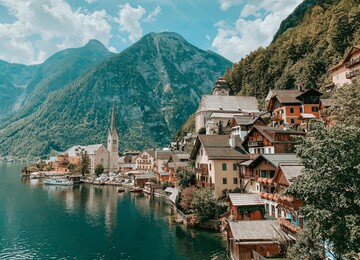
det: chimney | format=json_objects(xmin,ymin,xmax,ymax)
[{"xmin": 229, "ymin": 134, "xmax": 236, "ymax": 149}]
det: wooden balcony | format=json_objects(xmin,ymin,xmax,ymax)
[
  {"xmin": 278, "ymin": 217, "xmax": 301, "ymax": 236},
  {"xmin": 271, "ymin": 114, "xmax": 282, "ymax": 121},
  {"xmin": 195, "ymin": 167, "xmax": 208, "ymax": 176},
  {"xmin": 248, "ymin": 140, "xmax": 263, "ymax": 147},
  {"xmin": 345, "ymin": 57, "xmax": 360, "ymax": 68}
]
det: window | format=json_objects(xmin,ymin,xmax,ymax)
[
  {"xmin": 300, "ymin": 107, "xmax": 303, "ymax": 113},
  {"xmin": 256, "ymin": 184, "xmax": 259, "ymax": 191},
  {"xmin": 233, "ymin": 164, "xmax": 237, "ymax": 170},
  {"xmin": 222, "ymin": 178, "xmax": 227, "ymax": 184},
  {"xmin": 290, "ymin": 118, "xmax": 295, "ymax": 124},
  {"xmin": 312, "ymin": 107, "xmax": 319, "ymax": 112},
  {"xmin": 290, "ymin": 108, "xmax": 294, "ymax": 114},
  {"xmin": 261, "ymin": 170, "xmax": 267, "ymax": 178},
  {"xmin": 279, "ymin": 120, "xmax": 284, "ymax": 125},
  {"xmin": 233, "ymin": 178, "xmax": 238, "ymax": 184},
  {"xmin": 222, "ymin": 163, "xmax": 227, "ymax": 171},
  {"xmin": 209, "ymin": 163, "xmax": 212, "ymax": 171}
]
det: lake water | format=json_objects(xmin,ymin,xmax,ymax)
[{"xmin": 0, "ymin": 163, "xmax": 226, "ymax": 259}]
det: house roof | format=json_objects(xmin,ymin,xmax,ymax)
[
  {"xmin": 227, "ymin": 193, "xmax": 264, "ymax": 206},
  {"xmin": 158, "ymin": 172, "xmax": 169, "ymax": 176},
  {"xmin": 299, "ymin": 113, "xmax": 316, "ymax": 119},
  {"xmin": 165, "ymin": 187, "xmax": 179, "ymax": 204},
  {"xmin": 210, "ymin": 113, "xmax": 242, "ymax": 119},
  {"xmin": 328, "ymin": 45, "xmax": 360, "ymax": 71},
  {"xmin": 278, "ymin": 163, "xmax": 304, "ymax": 184},
  {"xmin": 84, "ymin": 144, "xmax": 105, "ymax": 155},
  {"xmin": 156, "ymin": 150, "xmax": 174, "ymax": 160},
  {"xmin": 243, "ymin": 125, "xmax": 306, "ymax": 145},
  {"xmin": 250, "ymin": 153, "xmax": 300, "ymax": 168},
  {"xmin": 269, "ymin": 89, "xmax": 303, "ymax": 104},
  {"xmin": 233, "ymin": 115, "xmax": 263, "ymax": 126},
  {"xmin": 295, "ymin": 89, "xmax": 322, "ymax": 100},
  {"xmin": 196, "ymin": 95, "xmax": 259, "ymax": 114},
  {"xmin": 228, "ymin": 220, "xmax": 288, "ymax": 242},
  {"xmin": 190, "ymin": 135, "xmax": 249, "ymax": 160}
]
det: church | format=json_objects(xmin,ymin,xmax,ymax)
[{"xmin": 66, "ymin": 105, "xmax": 120, "ymax": 174}]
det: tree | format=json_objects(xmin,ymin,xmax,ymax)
[
  {"xmin": 176, "ymin": 165, "xmax": 196, "ymax": 188},
  {"xmin": 79, "ymin": 150, "xmax": 90, "ymax": 177},
  {"xmin": 67, "ymin": 163, "xmax": 75, "ymax": 172},
  {"xmin": 330, "ymin": 78, "xmax": 360, "ymax": 127},
  {"xmin": 94, "ymin": 163, "xmax": 104, "ymax": 177},
  {"xmin": 162, "ymin": 181, "xmax": 174, "ymax": 190},
  {"xmin": 284, "ymin": 122, "xmax": 360, "ymax": 258},
  {"xmin": 179, "ymin": 186, "xmax": 196, "ymax": 214},
  {"xmin": 190, "ymin": 188, "xmax": 227, "ymax": 223}
]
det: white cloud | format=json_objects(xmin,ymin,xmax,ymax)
[
  {"xmin": 218, "ymin": 0, "xmax": 242, "ymax": 11},
  {"xmin": 145, "ymin": 6, "xmax": 161, "ymax": 23},
  {"xmin": 206, "ymin": 35, "xmax": 211, "ymax": 41},
  {"xmin": 116, "ymin": 3, "xmax": 145, "ymax": 43},
  {"xmin": 213, "ymin": 0, "xmax": 302, "ymax": 62},
  {"xmin": 0, "ymin": 0, "xmax": 111, "ymax": 64},
  {"xmin": 84, "ymin": 0, "xmax": 97, "ymax": 4},
  {"xmin": 109, "ymin": 46, "xmax": 117, "ymax": 53}
]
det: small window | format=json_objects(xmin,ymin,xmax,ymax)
[
  {"xmin": 222, "ymin": 163, "xmax": 227, "ymax": 171},
  {"xmin": 312, "ymin": 107, "xmax": 319, "ymax": 112},
  {"xmin": 300, "ymin": 107, "xmax": 303, "ymax": 113},
  {"xmin": 222, "ymin": 178, "xmax": 227, "ymax": 184},
  {"xmin": 233, "ymin": 164, "xmax": 237, "ymax": 170},
  {"xmin": 290, "ymin": 108, "xmax": 294, "ymax": 114},
  {"xmin": 233, "ymin": 178, "xmax": 238, "ymax": 184},
  {"xmin": 209, "ymin": 163, "xmax": 212, "ymax": 171},
  {"xmin": 290, "ymin": 118, "xmax": 295, "ymax": 124}
]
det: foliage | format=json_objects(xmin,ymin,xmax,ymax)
[
  {"xmin": 173, "ymin": 114, "xmax": 195, "ymax": 141},
  {"xmin": 67, "ymin": 163, "xmax": 75, "ymax": 171},
  {"xmin": 94, "ymin": 163, "xmax": 104, "ymax": 177},
  {"xmin": 198, "ymin": 127, "xmax": 206, "ymax": 134},
  {"xmin": 43, "ymin": 165, "xmax": 53, "ymax": 171},
  {"xmin": 79, "ymin": 151, "xmax": 90, "ymax": 177},
  {"xmin": 162, "ymin": 181, "xmax": 174, "ymax": 190},
  {"xmin": 284, "ymin": 123, "xmax": 360, "ymax": 258},
  {"xmin": 225, "ymin": 0, "xmax": 360, "ymax": 100},
  {"xmin": 330, "ymin": 78, "xmax": 360, "ymax": 127},
  {"xmin": 35, "ymin": 161, "xmax": 47, "ymax": 171},
  {"xmin": 149, "ymin": 177, "xmax": 158, "ymax": 184},
  {"xmin": 176, "ymin": 165, "xmax": 196, "ymax": 188},
  {"xmin": 179, "ymin": 186, "xmax": 196, "ymax": 214},
  {"xmin": 190, "ymin": 188, "xmax": 227, "ymax": 223}
]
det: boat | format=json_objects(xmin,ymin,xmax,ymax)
[
  {"xmin": 30, "ymin": 172, "xmax": 42, "ymax": 179},
  {"xmin": 117, "ymin": 187, "xmax": 125, "ymax": 193},
  {"xmin": 43, "ymin": 178, "xmax": 73, "ymax": 186},
  {"xmin": 129, "ymin": 187, "xmax": 142, "ymax": 193}
]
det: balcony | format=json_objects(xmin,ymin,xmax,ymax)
[
  {"xmin": 196, "ymin": 180, "xmax": 213, "ymax": 188},
  {"xmin": 248, "ymin": 140, "xmax": 263, "ymax": 147},
  {"xmin": 346, "ymin": 69, "xmax": 360, "ymax": 79},
  {"xmin": 278, "ymin": 217, "xmax": 301, "ymax": 235},
  {"xmin": 271, "ymin": 114, "xmax": 282, "ymax": 121},
  {"xmin": 195, "ymin": 167, "xmax": 208, "ymax": 176},
  {"xmin": 345, "ymin": 57, "xmax": 360, "ymax": 68}
]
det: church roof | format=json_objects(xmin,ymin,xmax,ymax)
[
  {"xmin": 110, "ymin": 105, "xmax": 118, "ymax": 134},
  {"xmin": 196, "ymin": 95, "xmax": 259, "ymax": 114}
]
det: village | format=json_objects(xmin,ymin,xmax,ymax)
[{"xmin": 21, "ymin": 45, "xmax": 360, "ymax": 260}]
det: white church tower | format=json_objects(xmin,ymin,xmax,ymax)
[{"xmin": 107, "ymin": 105, "xmax": 119, "ymax": 172}]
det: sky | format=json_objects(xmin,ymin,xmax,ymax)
[{"xmin": 0, "ymin": 0, "xmax": 303, "ymax": 65}]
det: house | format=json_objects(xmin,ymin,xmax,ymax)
[
  {"xmin": 226, "ymin": 193, "xmax": 264, "ymax": 221},
  {"xmin": 163, "ymin": 153, "xmax": 190, "ymax": 185},
  {"xmin": 154, "ymin": 150, "xmax": 174, "ymax": 174},
  {"xmin": 226, "ymin": 220, "xmax": 289, "ymax": 260},
  {"xmin": 205, "ymin": 113, "xmax": 242, "ymax": 135},
  {"xmin": 51, "ymin": 153, "xmax": 70, "ymax": 172},
  {"xmin": 134, "ymin": 173, "xmax": 156, "ymax": 188},
  {"xmin": 230, "ymin": 114, "xmax": 267, "ymax": 140},
  {"xmin": 329, "ymin": 45, "xmax": 360, "ymax": 88},
  {"xmin": 242, "ymin": 125, "xmax": 306, "ymax": 155},
  {"xmin": 267, "ymin": 89, "xmax": 322, "ymax": 129},
  {"xmin": 190, "ymin": 135, "xmax": 249, "ymax": 197},
  {"xmin": 135, "ymin": 150, "xmax": 155, "ymax": 171},
  {"xmin": 320, "ymin": 99, "xmax": 335, "ymax": 127},
  {"xmin": 118, "ymin": 155, "xmax": 136, "ymax": 173},
  {"xmin": 195, "ymin": 77, "xmax": 259, "ymax": 133}
]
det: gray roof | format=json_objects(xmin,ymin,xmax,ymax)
[
  {"xmin": 210, "ymin": 113, "xmax": 242, "ymax": 119},
  {"xmin": 165, "ymin": 187, "xmax": 179, "ymax": 204},
  {"xmin": 269, "ymin": 89, "xmax": 303, "ymax": 104},
  {"xmin": 191, "ymin": 135, "xmax": 249, "ymax": 160},
  {"xmin": 196, "ymin": 95, "xmax": 259, "ymax": 113},
  {"xmin": 259, "ymin": 154, "xmax": 301, "ymax": 168},
  {"xmin": 279, "ymin": 163, "xmax": 304, "ymax": 184},
  {"xmin": 233, "ymin": 115, "xmax": 261, "ymax": 126},
  {"xmin": 229, "ymin": 220, "xmax": 288, "ymax": 242},
  {"xmin": 227, "ymin": 193, "xmax": 264, "ymax": 206}
]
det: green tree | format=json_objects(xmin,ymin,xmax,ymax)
[
  {"xmin": 94, "ymin": 163, "xmax": 104, "ymax": 177},
  {"xmin": 176, "ymin": 165, "xmax": 196, "ymax": 188},
  {"xmin": 285, "ymin": 122, "xmax": 360, "ymax": 258},
  {"xmin": 67, "ymin": 163, "xmax": 75, "ymax": 172},
  {"xmin": 79, "ymin": 150, "xmax": 90, "ymax": 177},
  {"xmin": 162, "ymin": 181, "xmax": 174, "ymax": 190},
  {"xmin": 330, "ymin": 78, "xmax": 360, "ymax": 127}
]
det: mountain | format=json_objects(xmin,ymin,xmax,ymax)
[
  {"xmin": 0, "ymin": 32, "xmax": 232, "ymax": 158},
  {"xmin": 4, "ymin": 40, "xmax": 114, "ymax": 123},
  {"xmin": 0, "ymin": 61, "xmax": 38, "ymax": 116},
  {"xmin": 224, "ymin": 0, "xmax": 360, "ymax": 102}
]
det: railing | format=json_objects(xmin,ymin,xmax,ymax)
[
  {"xmin": 248, "ymin": 140, "xmax": 263, "ymax": 147},
  {"xmin": 271, "ymin": 114, "xmax": 282, "ymax": 121},
  {"xmin": 345, "ymin": 57, "xmax": 360, "ymax": 68},
  {"xmin": 195, "ymin": 167, "xmax": 208, "ymax": 176},
  {"xmin": 278, "ymin": 217, "xmax": 301, "ymax": 235}
]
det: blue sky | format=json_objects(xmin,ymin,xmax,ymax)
[{"xmin": 0, "ymin": 0, "xmax": 302, "ymax": 65}]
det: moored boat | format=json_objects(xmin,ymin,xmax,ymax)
[
  {"xmin": 117, "ymin": 187, "xmax": 125, "ymax": 193},
  {"xmin": 129, "ymin": 187, "xmax": 142, "ymax": 193},
  {"xmin": 30, "ymin": 172, "xmax": 42, "ymax": 179},
  {"xmin": 43, "ymin": 178, "xmax": 73, "ymax": 186}
]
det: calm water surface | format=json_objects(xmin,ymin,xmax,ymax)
[{"xmin": 0, "ymin": 163, "xmax": 226, "ymax": 259}]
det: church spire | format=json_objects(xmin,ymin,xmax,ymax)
[{"xmin": 110, "ymin": 104, "xmax": 117, "ymax": 134}]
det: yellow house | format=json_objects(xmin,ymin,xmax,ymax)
[{"xmin": 190, "ymin": 135, "xmax": 249, "ymax": 197}]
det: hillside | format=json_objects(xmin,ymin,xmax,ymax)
[
  {"xmin": 0, "ymin": 32, "xmax": 232, "ymax": 158},
  {"xmin": 225, "ymin": 0, "xmax": 360, "ymax": 101}
]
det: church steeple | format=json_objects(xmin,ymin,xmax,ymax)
[
  {"xmin": 107, "ymin": 104, "xmax": 119, "ymax": 172},
  {"xmin": 110, "ymin": 104, "xmax": 117, "ymax": 134}
]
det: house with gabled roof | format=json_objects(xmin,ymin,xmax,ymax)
[
  {"xmin": 226, "ymin": 193, "xmax": 265, "ymax": 221},
  {"xmin": 230, "ymin": 114, "xmax": 266, "ymax": 140},
  {"xmin": 329, "ymin": 45, "xmax": 360, "ymax": 88},
  {"xmin": 242, "ymin": 125, "xmax": 306, "ymax": 155},
  {"xmin": 190, "ymin": 135, "xmax": 249, "ymax": 197}
]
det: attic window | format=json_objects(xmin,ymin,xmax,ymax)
[{"xmin": 219, "ymin": 106, "xmax": 223, "ymax": 111}]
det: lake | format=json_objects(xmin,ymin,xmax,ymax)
[{"xmin": 0, "ymin": 163, "xmax": 226, "ymax": 259}]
